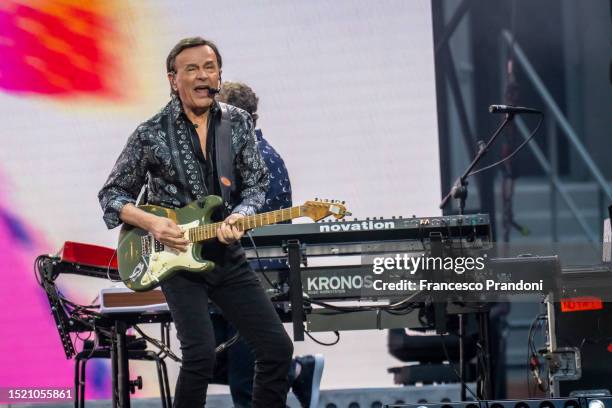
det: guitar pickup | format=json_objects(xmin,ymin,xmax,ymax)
[{"xmin": 141, "ymin": 235, "xmax": 151, "ymax": 256}]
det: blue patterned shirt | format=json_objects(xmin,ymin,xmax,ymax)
[
  {"xmin": 248, "ymin": 130, "xmax": 292, "ymax": 271},
  {"xmin": 255, "ymin": 129, "xmax": 292, "ymax": 213}
]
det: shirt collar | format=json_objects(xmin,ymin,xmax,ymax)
[
  {"xmin": 169, "ymin": 93, "xmax": 219, "ymax": 124},
  {"xmin": 255, "ymin": 129, "xmax": 263, "ymax": 141}
]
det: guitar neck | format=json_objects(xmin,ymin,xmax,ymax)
[{"xmin": 188, "ymin": 206, "xmax": 304, "ymax": 242}]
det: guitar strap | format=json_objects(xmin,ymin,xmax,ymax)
[
  {"xmin": 136, "ymin": 184, "xmax": 148, "ymax": 206},
  {"xmin": 214, "ymin": 103, "xmax": 236, "ymax": 213}
]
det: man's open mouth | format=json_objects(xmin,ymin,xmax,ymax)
[{"xmin": 194, "ymin": 85, "xmax": 211, "ymax": 95}]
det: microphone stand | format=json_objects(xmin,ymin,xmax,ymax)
[
  {"xmin": 438, "ymin": 112, "xmax": 515, "ymax": 400},
  {"xmin": 440, "ymin": 113, "xmax": 516, "ymax": 215}
]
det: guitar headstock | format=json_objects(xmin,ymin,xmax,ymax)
[{"xmin": 302, "ymin": 199, "xmax": 351, "ymax": 221}]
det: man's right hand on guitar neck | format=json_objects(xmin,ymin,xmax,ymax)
[{"xmin": 119, "ymin": 203, "xmax": 189, "ymax": 252}]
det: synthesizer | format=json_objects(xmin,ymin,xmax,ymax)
[{"xmin": 241, "ymin": 213, "xmax": 491, "ymax": 258}]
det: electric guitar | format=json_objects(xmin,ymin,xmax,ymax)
[{"xmin": 117, "ymin": 195, "xmax": 349, "ymax": 291}]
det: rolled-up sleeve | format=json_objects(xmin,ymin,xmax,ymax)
[
  {"xmin": 98, "ymin": 130, "xmax": 148, "ymax": 229},
  {"xmin": 232, "ymin": 115, "xmax": 269, "ymax": 216}
]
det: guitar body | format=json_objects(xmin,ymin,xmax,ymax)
[{"xmin": 117, "ymin": 195, "xmax": 223, "ymax": 291}]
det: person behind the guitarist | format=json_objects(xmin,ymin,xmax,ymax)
[
  {"xmin": 98, "ymin": 37, "xmax": 293, "ymax": 408},
  {"xmin": 213, "ymin": 81, "xmax": 325, "ymax": 408}
]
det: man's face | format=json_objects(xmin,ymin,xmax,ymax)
[{"xmin": 168, "ymin": 45, "xmax": 221, "ymax": 113}]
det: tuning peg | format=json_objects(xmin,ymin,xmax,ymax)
[{"xmin": 341, "ymin": 201, "xmax": 345, "ymax": 204}]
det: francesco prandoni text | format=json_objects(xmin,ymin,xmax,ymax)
[{"xmin": 373, "ymin": 279, "xmax": 543, "ymax": 292}]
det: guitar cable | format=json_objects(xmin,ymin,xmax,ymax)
[
  {"xmin": 105, "ymin": 248, "xmax": 134, "ymax": 285},
  {"xmin": 245, "ymin": 230, "xmax": 284, "ymax": 293},
  {"xmin": 132, "ymin": 325, "xmax": 183, "ymax": 362},
  {"xmin": 305, "ymin": 330, "xmax": 340, "ymax": 346}
]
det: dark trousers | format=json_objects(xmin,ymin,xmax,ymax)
[
  {"xmin": 161, "ymin": 258, "xmax": 294, "ymax": 408},
  {"xmin": 212, "ymin": 316, "xmax": 256, "ymax": 408},
  {"xmin": 212, "ymin": 315, "xmax": 297, "ymax": 408}
]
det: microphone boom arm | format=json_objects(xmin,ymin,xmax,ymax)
[{"xmin": 439, "ymin": 113, "xmax": 516, "ymax": 214}]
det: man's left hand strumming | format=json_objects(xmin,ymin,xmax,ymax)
[{"xmin": 217, "ymin": 213, "xmax": 245, "ymax": 244}]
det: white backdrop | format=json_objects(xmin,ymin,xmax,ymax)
[{"xmin": 0, "ymin": 0, "xmax": 440, "ymax": 393}]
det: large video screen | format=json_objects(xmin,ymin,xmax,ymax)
[{"xmin": 0, "ymin": 0, "xmax": 439, "ymax": 398}]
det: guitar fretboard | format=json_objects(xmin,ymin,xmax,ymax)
[{"xmin": 188, "ymin": 206, "xmax": 304, "ymax": 242}]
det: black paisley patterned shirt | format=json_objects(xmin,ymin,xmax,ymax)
[{"xmin": 98, "ymin": 95, "xmax": 269, "ymax": 230}]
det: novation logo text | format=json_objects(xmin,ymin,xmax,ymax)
[{"xmin": 319, "ymin": 220, "xmax": 395, "ymax": 233}]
